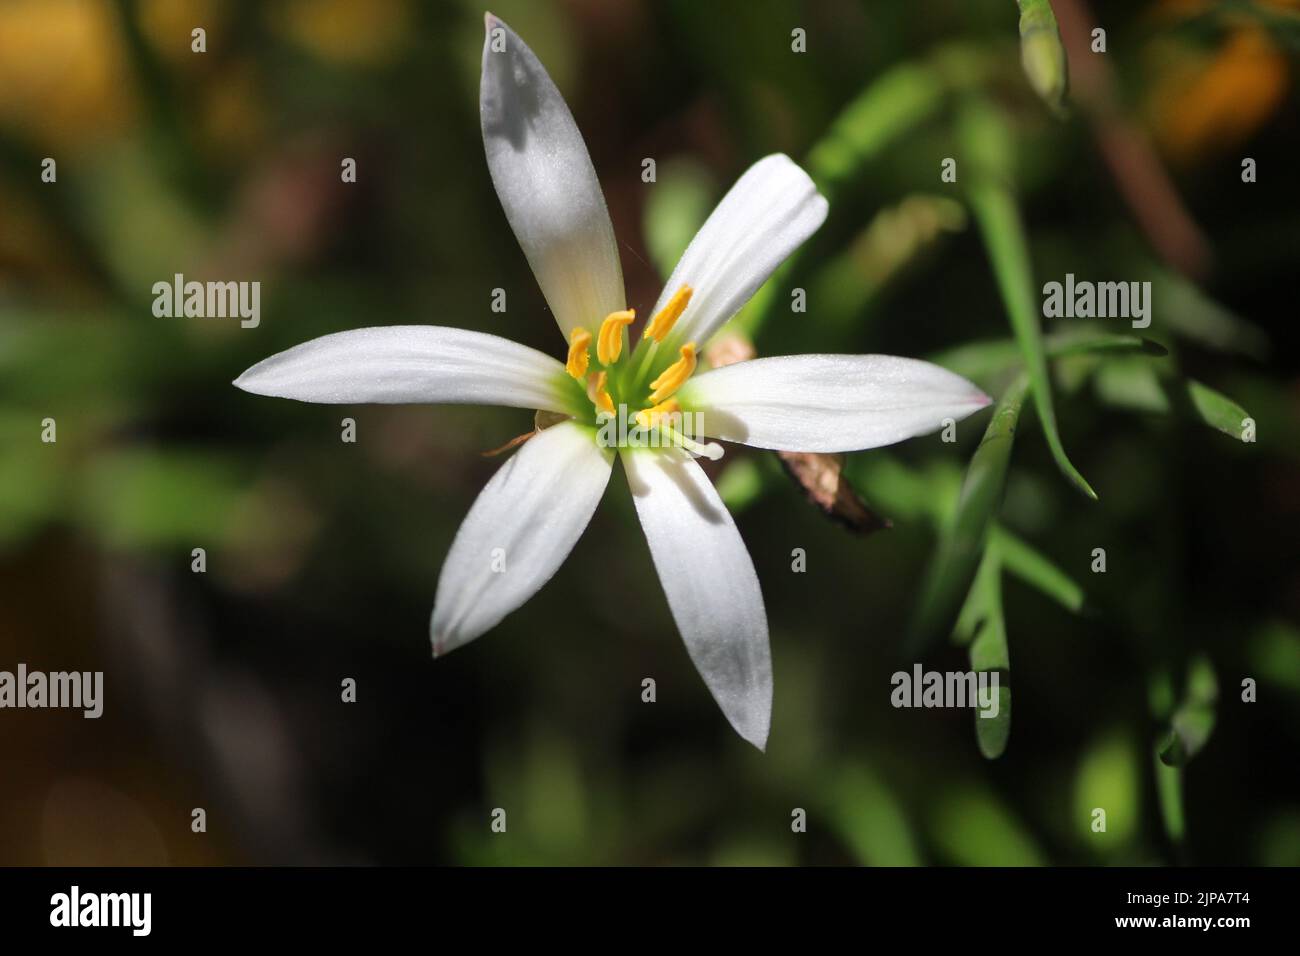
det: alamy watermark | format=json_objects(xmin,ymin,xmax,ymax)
[
  {"xmin": 1042, "ymin": 273, "xmax": 1151, "ymax": 329},
  {"xmin": 594, "ymin": 404, "xmax": 713, "ymax": 455},
  {"xmin": 50, "ymin": 886, "xmax": 150, "ymax": 936},
  {"xmin": 0, "ymin": 664, "xmax": 103, "ymax": 718},
  {"xmin": 152, "ymin": 273, "xmax": 260, "ymax": 328},
  {"xmin": 891, "ymin": 664, "xmax": 1000, "ymax": 719}
]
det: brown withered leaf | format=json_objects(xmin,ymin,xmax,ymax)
[{"xmin": 777, "ymin": 451, "xmax": 891, "ymax": 536}]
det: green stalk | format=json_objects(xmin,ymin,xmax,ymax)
[{"xmin": 907, "ymin": 374, "xmax": 1028, "ymax": 654}]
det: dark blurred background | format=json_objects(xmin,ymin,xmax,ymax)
[{"xmin": 1, "ymin": 0, "xmax": 1297, "ymax": 865}]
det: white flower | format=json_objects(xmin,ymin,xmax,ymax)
[{"xmin": 234, "ymin": 14, "xmax": 990, "ymax": 750}]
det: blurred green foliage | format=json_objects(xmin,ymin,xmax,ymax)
[{"xmin": 1, "ymin": 0, "xmax": 1298, "ymax": 866}]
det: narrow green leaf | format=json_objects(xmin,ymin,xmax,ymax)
[
  {"xmin": 110, "ymin": 0, "xmax": 214, "ymax": 212},
  {"xmin": 955, "ymin": 546, "xmax": 1012, "ymax": 759},
  {"xmin": 806, "ymin": 60, "xmax": 950, "ymax": 200},
  {"xmin": 1181, "ymin": 379, "xmax": 1254, "ymax": 440},
  {"xmin": 908, "ymin": 375, "xmax": 1028, "ymax": 653},
  {"xmin": 802, "ymin": 194, "xmax": 967, "ymax": 337},
  {"xmin": 1155, "ymin": 754, "xmax": 1186, "ymax": 844},
  {"xmin": 992, "ymin": 524, "xmax": 1085, "ymax": 613},
  {"xmin": 1093, "ymin": 359, "xmax": 1254, "ymax": 440},
  {"xmin": 1151, "ymin": 269, "xmax": 1269, "ymax": 359},
  {"xmin": 960, "ymin": 97, "xmax": 1097, "ymax": 500},
  {"xmin": 931, "ymin": 329, "xmax": 1165, "ymax": 384},
  {"xmin": 1149, "ymin": 665, "xmax": 1184, "ymax": 845},
  {"xmin": 744, "ymin": 55, "xmax": 958, "ymax": 337},
  {"xmin": 827, "ymin": 764, "xmax": 923, "ymax": 866},
  {"xmin": 953, "ymin": 544, "xmax": 1001, "ymax": 648},
  {"xmin": 931, "ymin": 785, "xmax": 1046, "ymax": 866},
  {"xmin": 844, "ymin": 453, "xmax": 963, "ymax": 526},
  {"xmin": 1149, "ymin": 669, "xmax": 1176, "ymax": 722}
]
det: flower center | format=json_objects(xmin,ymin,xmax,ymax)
[
  {"xmin": 565, "ymin": 284, "xmax": 697, "ymax": 420},
  {"xmin": 559, "ymin": 283, "xmax": 720, "ymax": 459}
]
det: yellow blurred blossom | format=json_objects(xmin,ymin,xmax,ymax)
[
  {"xmin": 0, "ymin": 0, "xmax": 134, "ymax": 148},
  {"xmin": 1149, "ymin": 2, "xmax": 1293, "ymax": 161},
  {"xmin": 275, "ymin": 0, "xmax": 410, "ymax": 66},
  {"xmin": 139, "ymin": 0, "xmax": 222, "ymax": 67}
]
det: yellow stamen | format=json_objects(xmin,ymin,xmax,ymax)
[
  {"xmin": 643, "ymin": 284, "xmax": 693, "ymax": 342},
  {"xmin": 591, "ymin": 371, "xmax": 615, "ymax": 416},
  {"xmin": 635, "ymin": 398, "xmax": 680, "ymax": 429},
  {"xmin": 565, "ymin": 327, "xmax": 591, "ymax": 379},
  {"xmin": 596, "ymin": 309, "xmax": 635, "ymax": 365},
  {"xmin": 646, "ymin": 343, "xmax": 697, "ymax": 405}
]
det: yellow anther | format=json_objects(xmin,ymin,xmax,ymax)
[
  {"xmin": 646, "ymin": 343, "xmax": 697, "ymax": 405},
  {"xmin": 565, "ymin": 327, "xmax": 591, "ymax": 379},
  {"xmin": 635, "ymin": 398, "xmax": 680, "ymax": 429},
  {"xmin": 596, "ymin": 309, "xmax": 635, "ymax": 365},
  {"xmin": 591, "ymin": 371, "xmax": 615, "ymax": 416},
  {"xmin": 643, "ymin": 284, "xmax": 693, "ymax": 342}
]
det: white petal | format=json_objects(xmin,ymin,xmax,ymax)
[
  {"xmin": 480, "ymin": 14, "xmax": 625, "ymax": 340},
  {"xmin": 622, "ymin": 448, "xmax": 771, "ymax": 750},
  {"xmin": 431, "ymin": 421, "xmax": 612, "ymax": 654},
  {"xmin": 233, "ymin": 326, "xmax": 575, "ymax": 413},
  {"xmin": 680, "ymin": 354, "xmax": 992, "ymax": 452},
  {"xmin": 651, "ymin": 154, "xmax": 827, "ymax": 349}
]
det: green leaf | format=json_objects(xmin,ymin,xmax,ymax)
[
  {"xmin": 845, "ymin": 452, "xmax": 963, "ymax": 526},
  {"xmin": 908, "ymin": 375, "xmax": 1028, "ymax": 653},
  {"xmin": 641, "ymin": 159, "xmax": 717, "ymax": 279},
  {"xmin": 1247, "ymin": 620, "xmax": 1300, "ymax": 694},
  {"xmin": 0, "ymin": 410, "xmax": 67, "ymax": 548},
  {"xmin": 1155, "ymin": 755, "xmax": 1186, "ymax": 845},
  {"xmin": 744, "ymin": 54, "xmax": 960, "ymax": 338},
  {"xmin": 1150, "ymin": 269, "xmax": 1269, "ymax": 359},
  {"xmin": 960, "ymin": 97, "xmax": 1097, "ymax": 500},
  {"xmin": 802, "ymin": 194, "xmax": 967, "ymax": 338},
  {"xmin": 931, "ymin": 329, "xmax": 1165, "ymax": 386},
  {"xmin": 713, "ymin": 457, "xmax": 765, "ymax": 513},
  {"xmin": 827, "ymin": 764, "xmax": 923, "ymax": 866},
  {"xmin": 931, "ymin": 785, "xmax": 1046, "ymax": 866},
  {"xmin": 1158, "ymin": 711, "xmax": 1216, "ymax": 767},
  {"xmin": 79, "ymin": 450, "xmax": 252, "ymax": 550},
  {"xmin": 1093, "ymin": 360, "xmax": 1254, "ymax": 440},
  {"xmin": 955, "ymin": 545, "xmax": 1012, "ymax": 759},
  {"xmin": 992, "ymin": 524, "xmax": 1085, "ymax": 613},
  {"xmin": 1073, "ymin": 730, "xmax": 1142, "ymax": 851},
  {"xmin": 946, "ymin": 523, "xmax": 1085, "ymax": 760},
  {"xmin": 1181, "ymin": 379, "xmax": 1254, "ymax": 440},
  {"xmin": 806, "ymin": 60, "xmax": 950, "ymax": 200}
]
